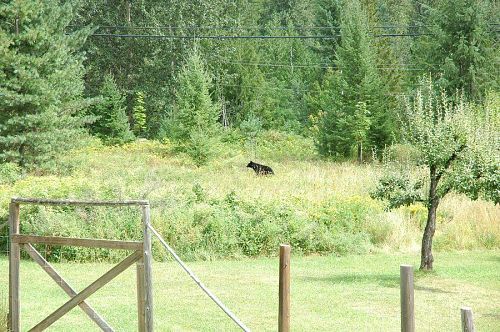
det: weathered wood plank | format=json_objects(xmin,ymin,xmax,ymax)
[
  {"xmin": 12, "ymin": 234, "xmax": 142, "ymax": 250},
  {"xmin": 279, "ymin": 244, "xmax": 291, "ymax": 332},
  {"xmin": 9, "ymin": 202, "xmax": 20, "ymax": 332},
  {"xmin": 461, "ymin": 307, "xmax": 475, "ymax": 332},
  {"xmin": 136, "ymin": 260, "xmax": 146, "ymax": 332},
  {"xmin": 400, "ymin": 265, "xmax": 415, "ymax": 332},
  {"xmin": 28, "ymin": 250, "xmax": 142, "ymax": 332},
  {"xmin": 11, "ymin": 197, "xmax": 148, "ymax": 206},
  {"xmin": 142, "ymin": 205, "xmax": 154, "ymax": 332},
  {"xmin": 23, "ymin": 244, "xmax": 114, "ymax": 331}
]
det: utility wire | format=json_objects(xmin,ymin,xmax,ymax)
[
  {"xmin": 68, "ymin": 23, "xmax": 499, "ymax": 31},
  {"xmin": 88, "ymin": 32, "xmax": 433, "ymax": 39},
  {"xmin": 211, "ymin": 60, "xmax": 425, "ymax": 71}
]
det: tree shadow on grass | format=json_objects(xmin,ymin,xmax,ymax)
[
  {"xmin": 298, "ymin": 274, "xmax": 455, "ymax": 293},
  {"xmin": 297, "ymin": 273, "xmax": 400, "ymax": 288},
  {"xmin": 414, "ymin": 285, "xmax": 453, "ymax": 294}
]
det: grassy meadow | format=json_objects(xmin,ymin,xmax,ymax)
[
  {"xmin": 0, "ymin": 136, "xmax": 498, "ymax": 261},
  {"xmin": 0, "ymin": 251, "xmax": 499, "ymax": 331},
  {"xmin": 0, "ymin": 135, "xmax": 499, "ymax": 331}
]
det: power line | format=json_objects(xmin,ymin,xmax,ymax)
[
  {"xmin": 90, "ymin": 33, "xmax": 340, "ymax": 39},
  {"xmin": 88, "ymin": 32, "xmax": 432, "ymax": 40},
  {"xmin": 218, "ymin": 83, "xmax": 411, "ymax": 97},
  {"xmin": 69, "ymin": 23, "xmax": 500, "ymax": 31},
  {"xmin": 210, "ymin": 60, "xmax": 425, "ymax": 71}
]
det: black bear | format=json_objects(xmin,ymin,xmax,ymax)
[{"xmin": 247, "ymin": 161, "xmax": 274, "ymax": 175}]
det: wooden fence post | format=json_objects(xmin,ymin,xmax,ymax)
[
  {"xmin": 400, "ymin": 264, "xmax": 415, "ymax": 332},
  {"xmin": 461, "ymin": 307, "xmax": 475, "ymax": 332},
  {"xmin": 279, "ymin": 244, "xmax": 291, "ymax": 332},
  {"xmin": 142, "ymin": 204, "xmax": 154, "ymax": 332},
  {"xmin": 137, "ymin": 260, "xmax": 146, "ymax": 332},
  {"xmin": 9, "ymin": 202, "xmax": 20, "ymax": 332}
]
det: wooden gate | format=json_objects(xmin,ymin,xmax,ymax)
[{"xmin": 8, "ymin": 197, "xmax": 154, "ymax": 332}]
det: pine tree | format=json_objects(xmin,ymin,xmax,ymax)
[
  {"xmin": 168, "ymin": 49, "xmax": 220, "ymax": 165},
  {"xmin": 170, "ymin": 51, "xmax": 220, "ymax": 140},
  {"xmin": 0, "ymin": 1, "xmax": 92, "ymax": 170},
  {"xmin": 413, "ymin": 0, "xmax": 498, "ymax": 100},
  {"xmin": 313, "ymin": 0, "xmax": 391, "ymax": 159},
  {"xmin": 89, "ymin": 74, "xmax": 134, "ymax": 145},
  {"xmin": 132, "ymin": 92, "xmax": 147, "ymax": 137}
]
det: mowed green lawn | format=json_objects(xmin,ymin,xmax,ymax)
[{"xmin": 0, "ymin": 251, "xmax": 498, "ymax": 331}]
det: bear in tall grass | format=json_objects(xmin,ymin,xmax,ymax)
[{"xmin": 247, "ymin": 161, "xmax": 274, "ymax": 175}]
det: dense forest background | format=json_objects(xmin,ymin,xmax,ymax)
[{"xmin": 1, "ymin": 0, "xmax": 499, "ymax": 169}]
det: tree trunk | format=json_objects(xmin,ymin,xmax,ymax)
[
  {"xmin": 420, "ymin": 166, "xmax": 440, "ymax": 270},
  {"xmin": 357, "ymin": 142, "xmax": 363, "ymax": 164}
]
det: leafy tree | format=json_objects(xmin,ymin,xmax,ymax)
[
  {"xmin": 0, "ymin": 1, "xmax": 92, "ymax": 171},
  {"xmin": 413, "ymin": 0, "xmax": 498, "ymax": 100},
  {"xmin": 132, "ymin": 91, "xmax": 147, "ymax": 137},
  {"xmin": 372, "ymin": 80, "xmax": 499, "ymax": 270},
  {"xmin": 89, "ymin": 74, "xmax": 134, "ymax": 145}
]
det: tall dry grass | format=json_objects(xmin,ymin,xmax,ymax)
[{"xmin": 0, "ymin": 138, "xmax": 498, "ymax": 261}]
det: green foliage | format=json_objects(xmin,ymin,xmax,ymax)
[
  {"xmin": 0, "ymin": 139, "xmax": 498, "ymax": 262},
  {"xmin": 254, "ymin": 130, "xmax": 318, "ymax": 161},
  {"xmin": 0, "ymin": 0, "xmax": 93, "ymax": 171},
  {"xmin": 171, "ymin": 50, "xmax": 220, "ymax": 139},
  {"xmin": 374, "ymin": 79, "xmax": 499, "ymax": 209},
  {"xmin": 352, "ymin": 101, "xmax": 371, "ymax": 145},
  {"xmin": 185, "ymin": 129, "xmax": 216, "ymax": 167},
  {"xmin": 371, "ymin": 173, "xmax": 424, "ymax": 209},
  {"xmin": 88, "ymin": 74, "xmax": 134, "ymax": 145},
  {"xmin": 132, "ymin": 92, "xmax": 147, "ymax": 137},
  {"xmin": 373, "ymin": 79, "xmax": 499, "ymax": 269},
  {"xmin": 413, "ymin": 0, "xmax": 498, "ymax": 100},
  {"xmin": 0, "ymin": 162, "xmax": 22, "ymax": 185},
  {"xmin": 154, "ymin": 190, "xmax": 379, "ymax": 259},
  {"xmin": 166, "ymin": 49, "xmax": 221, "ymax": 165},
  {"xmin": 310, "ymin": 0, "xmax": 392, "ymax": 158}
]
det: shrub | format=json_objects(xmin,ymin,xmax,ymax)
[{"xmin": 0, "ymin": 162, "xmax": 22, "ymax": 185}]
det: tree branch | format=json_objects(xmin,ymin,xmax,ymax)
[{"xmin": 436, "ymin": 143, "xmax": 466, "ymax": 180}]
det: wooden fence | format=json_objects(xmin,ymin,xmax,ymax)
[
  {"xmin": 8, "ymin": 197, "xmax": 154, "ymax": 332},
  {"xmin": 6, "ymin": 197, "xmax": 478, "ymax": 331}
]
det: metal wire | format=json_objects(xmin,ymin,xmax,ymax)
[{"xmin": 148, "ymin": 224, "xmax": 251, "ymax": 332}]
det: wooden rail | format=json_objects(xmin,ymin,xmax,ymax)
[
  {"xmin": 29, "ymin": 250, "xmax": 142, "ymax": 331},
  {"xmin": 23, "ymin": 244, "xmax": 114, "ymax": 331},
  {"xmin": 11, "ymin": 197, "xmax": 149, "ymax": 206},
  {"xmin": 12, "ymin": 234, "xmax": 142, "ymax": 250},
  {"xmin": 8, "ymin": 197, "xmax": 153, "ymax": 332}
]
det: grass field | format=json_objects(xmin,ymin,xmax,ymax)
[
  {"xmin": 1, "ymin": 139, "xmax": 498, "ymax": 262},
  {"xmin": 1, "ymin": 251, "xmax": 499, "ymax": 331}
]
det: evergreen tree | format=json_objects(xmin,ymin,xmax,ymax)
[
  {"xmin": 167, "ymin": 49, "xmax": 220, "ymax": 165},
  {"xmin": 132, "ymin": 92, "xmax": 147, "ymax": 137},
  {"xmin": 170, "ymin": 50, "xmax": 220, "ymax": 140},
  {"xmin": 413, "ymin": 0, "xmax": 498, "ymax": 100},
  {"xmin": 89, "ymin": 74, "xmax": 134, "ymax": 145},
  {"xmin": 313, "ymin": 0, "xmax": 391, "ymax": 159},
  {"xmin": 0, "ymin": 1, "xmax": 92, "ymax": 171}
]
